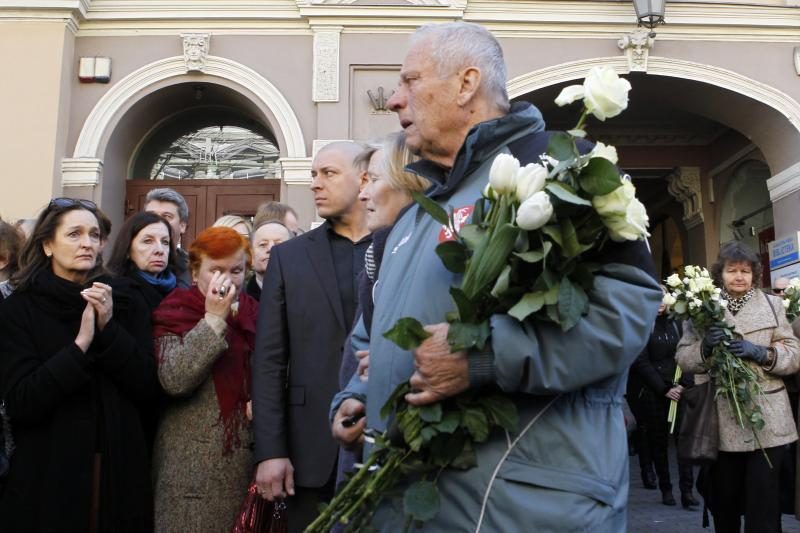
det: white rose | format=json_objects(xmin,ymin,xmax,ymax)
[
  {"xmin": 685, "ymin": 265, "xmax": 696, "ymax": 277},
  {"xmin": 489, "ymin": 153, "xmax": 520, "ymax": 195},
  {"xmin": 662, "ymin": 293, "xmax": 676, "ymax": 306},
  {"xmin": 590, "ymin": 142, "xmax": 619, "ymax": 165},
  {"xmin": 516, "ymin": 191, "xmax": 553, "ymax": 231},
  {"xmin": 603, "ymin": 197, "xmax": 649, "ymax": 242},
  {"xmin": 555, "ymin": 84, "xmax": 585, "ymax": 107},
  {"xmin": 711, "ymin": 293, "xmax": 720, "ymax": 301},
  {"xmin": 784, "ymin": 299, "xmax": 791, "ymax": 309},
  {"xmin": 583, "ymin": 66, "xmax": 632, "ymax": 121},
  {"xmin": 713, "ymin": 287, "xmax": 722, "ymax": 295},
  {"xmin": 693, "ymin": 298, "xmax": 702, "ymax": 307},
  {"xmin": 720, "ymin": 300, "xmax": 728, "ymax": 309},
  {"xmin": 666, "ymin": 274, "xmax": 682, "ymax": 288},
  {"xmin": 592, "ymin": 180, "xmax": 635, "ymax": 218},
  {"xmin": 688, "ymin": 279, "xmax": 698, "ymax": 293},
  {"xmin": 685, "ymin": 291, "xmax": 694, "ymax": 298},
  {"xmin": 515, "ymin": 163, "xmax": 548, "ymax": 202},
  {"xmin": 688, "ymin": 301, "xmax": 697, "ymax": 310}
]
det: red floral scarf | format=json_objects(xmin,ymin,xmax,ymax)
[{"xmin": 152, "ymin": 286, "xmax": 259, "ymax": 453}]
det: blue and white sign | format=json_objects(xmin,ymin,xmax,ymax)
[{"xmin": 769, "ymin": 233, "xmax": 800, "ymax": 269}]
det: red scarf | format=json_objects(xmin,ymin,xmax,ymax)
[{"xmin": 152, "ymin": 286, "xmax": 259, "ymax": 453}]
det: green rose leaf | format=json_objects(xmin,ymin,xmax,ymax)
[
  {"xmin": 434, "ymin": 411, "xmax": 461, "ymax": 434},
  {"xmin": 420, "ymin": 425, "xmax": 439, "ymax": 443},
  {"xmin": 472, "ymin": 197, "xmax": 486, "ymax": 226},
  {"xmin": 411, "ymin": 191, "xmax": 449, "ymax": 226},
  {"xmin": 436, "ymin": 240, "xmax": 468, "ymax": 274},
  {"xmin": 560, "ymin": 218, "xmax": 593, "ymax": 258},
  {"xmin": 463, "ymin": 407, "xmax": 490, "ymax": 442},
  {"xmin": 459, "ymin": 224, "xmax": 487, "ymax": 251},
  {"xmin": 544, "ymin": 283, "xmax": 560, "ymax": 305},
  {"xmin": 557, "ymin": 278, "xmax": 589, "ymax": 331},
  {"xmin": 383, "ymin": 317, "xmax": 431, "ymax": 351},
  {"xmin": 447, "ymin": 320, "xmax": 490, "ymax": 352},
  {"xmin": 546, "ymin": 131, "xmax": 579, "ymax": 161},
  {"xmin": 578, "ymin": 158, "xmax": 623, "ymax": 196},
  {"xmin": 541, "ymin": 225, "xmax": 563, "ymax": 247},
  {"xmin": 450, "ymin": 439, "xmax": 478, "ymax": 470},
  {"xmin": 403, "ymin": 481, "xmax": 440, "ymax": 522},
  {"xmin": 482, "ymin": 395, "xmax": 519, "ymax": 431},
  {"xmin": 514, "ymin": 241, "xmax": 553, "ymax": 263},
  {"xmin": 508, "ymin": 291, "xmax": 546, "ymax": 321},
  {"xmin": 545, "ymin": 182, "xmax": 592, "ymax": 207},
  {"xmin": 419, "ymin": 403, "xmax": 443, "ymax": 423}
]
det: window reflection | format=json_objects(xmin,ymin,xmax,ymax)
[{"xmin": 149, "ymin": 125, "xmax": 280, "ymax": 180}]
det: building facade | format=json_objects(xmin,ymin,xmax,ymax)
[{"xmin": 2, "ymin": 0, "xmax": 799, "ymax": 277}]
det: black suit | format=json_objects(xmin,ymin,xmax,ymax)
[{"xmin": 251, "ymin": 222, "xmax": 367, "ymax": 528}]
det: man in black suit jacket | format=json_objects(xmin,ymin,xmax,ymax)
[{"xmin": 252, "ymin": 141, "xmax": 371, "ymax": 532}]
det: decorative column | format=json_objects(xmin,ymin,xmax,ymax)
[
  {"xmin": 667, "ymin": 166, "xmax": 707, "ymax": 265},
  {"xmin": 312, "ymin": 26, "xmax": 342, "ymax": 102},
  {"xmin": 279, "ymin": 157, "xmax": 316, "ymax": 228}
]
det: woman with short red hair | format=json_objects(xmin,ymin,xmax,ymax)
[{"xmin": 151, "ymin": 227, "xmax": 259, "ymax": 532}]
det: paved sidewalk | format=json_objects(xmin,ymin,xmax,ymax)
[{"xmin": 627, "ymin": 455, "xmax": 800, "ymax": 532}]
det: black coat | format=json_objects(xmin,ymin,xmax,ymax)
[
  {"xmin": 0, "ymin": 269, "xmax": 157, "ymax": 532},
  {"xmin": 251, "ymin": 222, "xmax": 367, "ymax": 487},
  {"xmin": 630, "ymin": 314, "xmax": 690, "ymax": 396}
]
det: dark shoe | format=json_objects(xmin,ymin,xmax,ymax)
[
  {"xmin": 662, "ymin": 491, "xmax": 676, "ymax": 506},
  {"xmin": 642, "ymin": 470, "xmax": 657, "ymax": 490},
  {"xmin": 681, "ymin": 493, "xmax": 699, "ymax": 509}
]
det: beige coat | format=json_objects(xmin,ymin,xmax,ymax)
[
  {"xmin": 153, "ymin": 320, "xmax": 253, "ymax": 533},
  {"xmin": 676, "ymin": 290, "xmax": 800, "ymax": 452}
]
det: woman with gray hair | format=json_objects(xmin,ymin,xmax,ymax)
[{"xmin": 334, "ymin": 132, "xmax": 430, "ymax": 488}]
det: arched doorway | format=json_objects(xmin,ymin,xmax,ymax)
[{"xmin": 66, "ymin": 55, "xmax": 308, "ymax": 236}]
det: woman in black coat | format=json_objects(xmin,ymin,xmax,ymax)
[
  {"xmin": 630, "ymin": 286, "xmax": 697, "ymax": 509},
  {"xmin": 0, "ymin": 198, "xmax": 157, "ymax": 532}
]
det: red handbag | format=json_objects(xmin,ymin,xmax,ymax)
[{"xmin": 231, "ymin": 478, "xmax": 288, "ymax": 533}]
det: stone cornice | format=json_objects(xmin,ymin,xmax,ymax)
[{"xmin": 768, "ymin": 160, "xmax": 800, "ymax": 203}]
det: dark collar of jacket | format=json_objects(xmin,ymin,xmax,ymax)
[{"xmin": 407, "ymin": 101, "xmax": 546, "ymax": 199}]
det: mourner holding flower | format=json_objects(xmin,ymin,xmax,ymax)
[
  {"xmin": 330, "ymin": 22, "xmax": 661, "ymax": 530},
  {"xmin": 676, "ymin": 241, "xmax": 800, "ymax": 532}
]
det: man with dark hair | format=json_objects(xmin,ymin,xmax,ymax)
[
  {"xmin": 252, "ymin": 141, "xmax": 370, "ymax": 532},
  {"xmin": 330, "ymin": 22, "xmax": 662, "ymax": 530},
  {"xmin": 144, "ymin": 187, "xmax": 191, "ymax": 288}
]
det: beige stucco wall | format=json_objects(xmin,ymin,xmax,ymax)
[{"xmin": 0, "ymin": 21, "xmax": 74, "ymax": 221}]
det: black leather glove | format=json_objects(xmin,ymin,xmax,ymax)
[
  {"xmin": 701, "ymin": 327, "xmax": 727, "ymax": 357},
  {"xmin": 728, "ymin": 339, "xmax": 769, "ymax": 365}
]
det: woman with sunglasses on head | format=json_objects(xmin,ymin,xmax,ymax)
[
  {"xmin": 0, "ymin": 198, "xmax": 157, "ymax": 532},
  {"xmin": 151, "ymin": 226, "xmax": 260, "ymax": 532}
]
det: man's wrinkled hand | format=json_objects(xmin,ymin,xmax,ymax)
[
  {"xmin": 332, "ymin": 398, "xmax": 366, "ymax": 449},
  {"xmin": 255, "ymin": 458, "xmax": 295, "ymax": 501},
  {"xmin": 405, "ymin": 323, "xmax": 469, "ymax": 406}
]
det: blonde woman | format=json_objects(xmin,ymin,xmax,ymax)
[{"xmin": 213, "ymin": 215, "xmax": 252, "ymax": 239}]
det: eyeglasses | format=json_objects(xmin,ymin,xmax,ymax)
[{"xmin": 49, "ymin": 198, "xmax": 97, "ymax": 211}]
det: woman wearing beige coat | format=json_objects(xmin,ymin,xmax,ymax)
[{"xmin": 676, "ymin": 241, "xmax": 800, "ymax": 532}]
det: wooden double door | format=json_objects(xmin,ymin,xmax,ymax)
[{"xmin": 125, "ymin": 179, "xmax": 281, "ymax": 246}]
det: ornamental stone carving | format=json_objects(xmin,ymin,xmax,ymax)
[
  {"xmin": 617, "ymin": 29, "xmax": 655, "ymax": 72},
  {"xmin": 667, "ymin": 167, "xmax": 704, "ymax": 229},
  {"xmin": 181, "ymin": 33, "xmax": 210, "ymax": 72},
  {"xmin": 313, "ymin": 27, "xmax": 342, "ymax": 102}
]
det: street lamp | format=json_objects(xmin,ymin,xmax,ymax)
[{"xmin": 633, "ymin": 0, "xmax": 666, "ymax": 29}]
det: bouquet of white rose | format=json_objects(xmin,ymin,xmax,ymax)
[
  {"xmin": 307, "ymin": 66, "xmax": 649, "ymax": 532},
  {"xmin": 782, "ymin": 278, "xmax": 800, "ymax": 322},
  {"xmin": 663, "ymin": 266, "xmax": 766, "ymax": 442}
]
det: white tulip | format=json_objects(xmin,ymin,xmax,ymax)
[
  {"xmin": 555, "ymin": 85, "xmax": 585, "ymax": 107},
  {"xmin": 515, "ymin": 163, "xmax": 548, "ymax": 202},
  {"xmin": 590, "ymin": 142, "xmax": 619, "ymax": 165},
  {"xmin": 489, "ymin": 153, "xmax": 520, "ymax": 195},
  {"xmin": 516, "ymin": 191, "xmax": 553, "ymax": 231},
  {"xmin": 583, "ymin": 66, "xmax": 632, "ymax": 121}
]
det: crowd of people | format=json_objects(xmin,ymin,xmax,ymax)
[{"xmin": 0, "ymin": 21, "xmax": 798, "ymax": 533}]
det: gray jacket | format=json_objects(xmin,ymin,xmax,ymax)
[{"xmin": 333, "ymin": 103, "xmax": 662, "ymax": 532}]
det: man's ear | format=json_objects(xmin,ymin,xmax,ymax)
[
  {"xmin": 456, "ymin": 66, "xmax": 482, "ymax": 107},
  {"xmin": 358, "ymin": 169, "xmax": 369, "ymax": 191}
]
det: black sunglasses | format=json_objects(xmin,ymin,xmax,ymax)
[{"xmin": 49, "ymin": 198, "xmax": 97, "ymax": 211}]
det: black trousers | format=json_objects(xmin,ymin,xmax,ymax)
[
  {"xmin": 632, "ymin": 388, "xmax": 694, "ymax": 493},
  {"xmin": 288, "ymin": 468, "xmax": 336, "ymax": 533},
  {"xmin": 709, "ymin": 445, "xmax": 785, "ymax": 533}
]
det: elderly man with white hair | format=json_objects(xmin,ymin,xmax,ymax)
[{"xmin": 330, "ymin": 22, "xmax": 661, "ymax": 531}]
